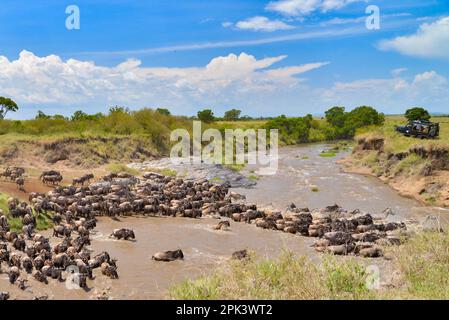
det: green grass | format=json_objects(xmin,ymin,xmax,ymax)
[
  {"xmin": 319, "ymin": 152, "xmax": 337, "ymax": 158},
  {"xmin": 391, "ymin": 154, "xmax": 427, "ymax": 176},
  {"xmin": 352, "ymin": 116, "xmax": 448, "ymax": 182},
  {"xmin": 248, "ymin": 174, "xmax": 260, "ymax": 181},
  {"xmin": 356, "ymin": 116, "xmax": 449, "ymax": 154},
  {"xmin": 170, "ymin": 231, "xmax": 449, "ymax": 300},
  {"xmin": 385, "ymin": 231, "xmax": 449, "ymax": 299},
  {"xmin": 0, "ymin": 192, "xmax": 53, "ymax": 232},
  {"xmin": 35, "ymin": 212, "xmax": 54, "ymax": 231},
  {"xmin": 169, "ymin": 251, "xmax": 373, "ymax": 300},
  {"xmin": 225, "ymin": 163, "xmax": 246, "ymax": 172},
  {"xmin": 106, "ymin": 163, "xmax": 140, "ymax": 175},
  {"xmin": 7, "ymin": 212, "xmax": 53, "ymax": 233},
  {"xmin": 212, "ymin": 120, "xmax": 267, "ymax": 131},
  {"xmin": 0, "ymin": 193, "xmax": 8, "ymax": 214}
]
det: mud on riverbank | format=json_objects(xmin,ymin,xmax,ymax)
[{"xmin": 340, "ymin": 136, "xmax": 449, "ymax": 208}]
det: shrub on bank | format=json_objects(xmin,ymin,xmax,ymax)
[
  {"xmin": 0, "ymin": 108, "xmax": 191, "ymax": 141},
  {"xmin": 264, "ymin": 106, "xmax": 385, "ymax": 145}
]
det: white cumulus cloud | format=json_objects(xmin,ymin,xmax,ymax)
[
  {"xmin": 0, "ymin": 51, "xmax": 328, "ymax": 117},
  {"xmin": 266, "ymin": 0, "xmax": 361, "ymax": 17},
  {"xmin": 233, "ymin": 16, "xmax": 295, "ymax": 32},
  {"xmin": 322, "ymin": 70, "xmax": 449, "ymax": 110},
  {"xmin": 379, "ymin": 16, "xmax": 449, "ymax": 58}
]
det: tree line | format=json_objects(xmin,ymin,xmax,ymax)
[{"xmin": 0, "ymin": 95, "xmax": 440, "ymax": 141}]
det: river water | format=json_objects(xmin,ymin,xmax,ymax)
[
  {"xmin": 235, "ymin": 143, "xmax": 448, "ymax": 223},
  {"xmin": 1, "ymin": 143, "xmax": 446, "ymax": 299}
]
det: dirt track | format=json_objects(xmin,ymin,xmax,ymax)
[
  {"xmin": 0, "ymin": 178, "xmax": 52, "ymax": 200},
  {"xmin": 0, "ymin": 165, "xmax": 111, "ymax": 200}
]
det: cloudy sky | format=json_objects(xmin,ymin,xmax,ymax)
[{"xmin": 0, "ymin": 0, "xmax": 448, "ymax": 119}]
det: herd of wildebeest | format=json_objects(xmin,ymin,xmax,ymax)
[{"xmin": 0, "ymin": 165, "xmax": 408, "ymax": 300}]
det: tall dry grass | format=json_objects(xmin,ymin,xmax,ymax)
[{"xmin": 170, "ymin": 231, "xmax": 449, "ymax": 300}]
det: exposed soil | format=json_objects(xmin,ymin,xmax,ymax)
[
  {"xmin": 0, "ymin": 136, "xmax": 160, "ymax": 169},
  {"xmin": 0, "ymin": 166, "xmax": 110, "ymax": 200},
  {"xmin": 341, "ymin": 137, "xmax": 449, "ymax": 208},
  {"xmin": 0, "ymin": 178, "xmax": 51, "ymax": 201}
]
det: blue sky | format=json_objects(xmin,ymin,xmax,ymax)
[{"xmin": 0, "ymin": 0, "xmax": 448, "ymax": 119}]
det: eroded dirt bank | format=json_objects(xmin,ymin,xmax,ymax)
[
  {"xmin": 0, "ymin": 136, "xmax": 160, "ymax": 169},
  {"xmin": 340, "ymin": 137, "xmax": 449, "ymax": 208}
]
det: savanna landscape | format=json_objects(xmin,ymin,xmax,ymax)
[{"xmin": 1, "ymin": 0, "xmax": 449, "ymax": 306}]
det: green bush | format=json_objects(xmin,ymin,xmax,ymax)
[
  {"xmin": 264, "ymin": 106, "xmax": 384, "ymax": 145},
  {"xmin": 265, "ymin": 114, "xmax": 313, "ymax": 144},
  {"xmin": 0, "ymin": 108, "xmax": 192, "ymax": 154},
  {"xmin": 405, "ymin": 107, "xmax": 431, "ymax": 122},
  {"xmin": 197, "ymin": 109, "xmax": 215, "ymax": 123},
  {"xmin": 223, "ymin": 109, "xmax": 241, "ymax": 121}
]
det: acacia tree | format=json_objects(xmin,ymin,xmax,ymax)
[
  {"xmin": 156, "ymin": 108, "xmax": 171, "ymax": 116},
  {"xmin": 325, "ymin": 106, "xmax": 346, "ymax": 127},
  {"xmin": 405, "ymin": 107, "xmax": 431, "ymax": 122},
  {"xmin": 197, "ymin": 109, "xmax": 214, "ymax": 123},
  {"xmin": 224, "ymin": 109, "xmax": 241, "ymax": 121},
  {"xmin": 0, "ymin": 97, "xmax": 19, "ymax": 119}
]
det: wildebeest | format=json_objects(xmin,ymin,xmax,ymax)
[
  {"xmin": 42, "ymin": 174, "xmax": 63, "ymax": 185},
  {"xmin": 16, "ymin": 177, "xmax": 25, "ymax": 191},
  {"xmin": 1, "ymin": 166, "xmax": 25, "ymax": 181},
  {"xmin": 110, "ymin": 228, "xmax": 135, "ymax": 240},
  {"xmin": 73, "ymin": 173, "xmax": 94, "ymax": 186},
  {"xmin": 152, "ymin": 249, "xmax": 184, "ymax": 262}
]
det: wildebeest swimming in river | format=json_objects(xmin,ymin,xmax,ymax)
[
  {"xmin": 152, "ymin": 249, "xmax": 184, "ymax": 262},
  {"xmin": 110, "ymin": 228, "xmax": 135, "ymax": 240}
]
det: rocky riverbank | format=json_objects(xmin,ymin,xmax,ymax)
[{"xmin": 128, "ymin": 157, "xmax": 257, "ymax": 188}]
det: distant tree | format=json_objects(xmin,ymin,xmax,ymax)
[
  {"xmin": 109, "ymin": 106, "xmax": 130, "ymax": 114},
  {"xmin": 197, "ymin": 109, "xmax": 215, "ymax": 123},
  {"xmin": 35, "ymin": 110, "xmax": 51, "ymax": 120},
  {"xmin": 156, "ymin": 108, "xmax": 171, "ymax": 116},
  {"xmin": 325, "ymin": 106, "xmax": 346, "ymax": 128},
  {"xmin": 240, "ymin": 115, "xmax": 253, "ymax": 121},
  {"xmin": 0, "ymin": 96, "xmax": 18, "ymax": 119},
  {"xmin": 70, "ymin": 110, "xmax": 103, "ymax": 121},
  {"xmin": 346, "ymin": 106, "xmax": 385, "ymax": 128},
  {"xmin": 52, "ymin": 114, "xmax": 68, "ymax": 120},
  {"xmin": 265, "ymin": 114, "xmax": 313, "ymax": 144},
  {"xmin": 405, "ymin": 107, "xmax": 431, "ymax": 122},
  {"xmin": 71, "ymin": 110, "xmax": 89, "ymax": 121},
  {"xmin": 223, "ymin": 109, "xmax": 241, "ymax": 121}
]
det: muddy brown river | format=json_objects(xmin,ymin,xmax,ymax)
[
  {"xmin": 236, "ymin": 144, "xmax": 448, "ymax": 223},
  {"xmin": 1, "ymin": 143, "xmax": 447, "ymax": 299}
]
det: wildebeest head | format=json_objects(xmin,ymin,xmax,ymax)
[{"xmin": 172, "ymin": 249, "xmax": 184, "ymax": 260}]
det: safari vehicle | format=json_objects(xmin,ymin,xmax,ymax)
[{"xmin": 396, "ymin": 119, "xmax": 440, "ymax": 139}]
